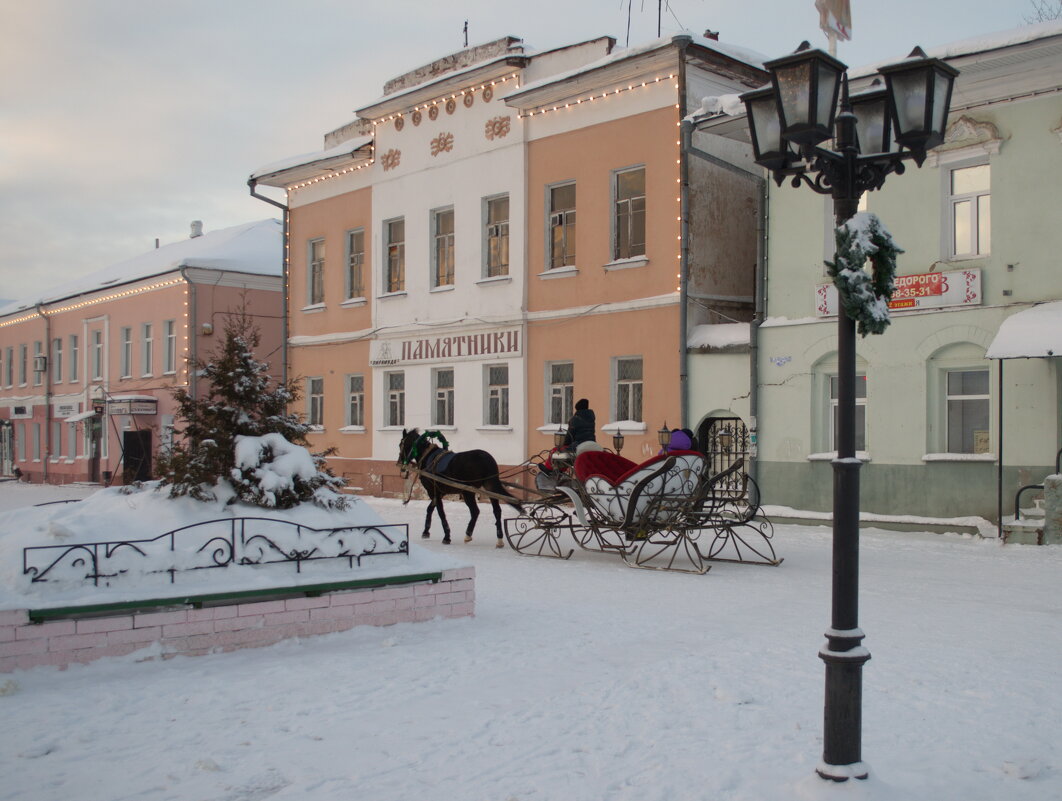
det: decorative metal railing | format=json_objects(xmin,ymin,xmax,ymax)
[{"xmin": 23, "ymin": 517, "xmax": 409, "ymax": 587}]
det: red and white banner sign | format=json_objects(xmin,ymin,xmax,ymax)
[{"xmin": 815, "ymin": 268, "xmax": 981, "ymax": 317}]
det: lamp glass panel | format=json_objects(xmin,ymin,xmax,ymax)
[
  {"xmin": 775, "ymin": 61, "xmax": 812, "ymax": 128},
  {"xmin": 931, "ymin": 71, "xmax": 951, "ymax": 134},
  {"xmin": 749, "ymin": 95, "xmax": 783, "ymax": 154},
  {"xmin": 854, "ymin": 97, "xmax": 888, "ymax": 154},
  {"xmin": 815, "ymin": 62, "xmax": 839, "ymax": 130},
  {"xmin": 892, "ymin": 71, "xmax": 929, "ymax": 135}
]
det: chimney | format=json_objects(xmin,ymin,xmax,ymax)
[
  {"xmin": 703, "ymin": 29, "xmax": 719, "ymax": 40},
  {"xmin": 190, "ymin": 220, "xmax": 203, "ymax": 238}
]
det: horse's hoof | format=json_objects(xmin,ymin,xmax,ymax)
[
  {"xmin": 495, "ymin": 540, "xmax": 504, "ymax": 549},
  {"xmin": 464, "ymin": 536, "xmax": 473, "ymax": 543},
  {"xmin": 442, "ymin": 538, "xmax": 451, "ymax": 545},
  {"xmin": 421, "ymin": 533, "xmax": 430, "ymax": 539}
]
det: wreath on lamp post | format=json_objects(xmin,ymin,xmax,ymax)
[{"xmin": 825, "ymin": 212, "xmax": 903, "ymax": 337}]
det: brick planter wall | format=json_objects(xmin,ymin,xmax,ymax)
[{"xmin": 0, "ymin": 567, "xmax": 474, "ymax": 673}]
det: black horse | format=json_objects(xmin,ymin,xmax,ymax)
[{"xmin": 398, "ymin": 429, "xmax": 522, "ymax": 548}]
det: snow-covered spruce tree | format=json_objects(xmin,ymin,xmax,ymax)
[{"xmin": 156, "ymin": 311, "xmax": 347, "ymax": 509}]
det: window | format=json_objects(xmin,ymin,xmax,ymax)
[
  {"xmin": 386, "ymin": 218, "xmax": 405, "ymax": 293},
  {"xmin": 32, "ymin": 423, "xmax": 40, "ymax": 461},
  {"xmin": 308, "ymin": 239, "xmax": 325, "ymax": 305},
  {"xmin": 946, "ymin": 369, "xmax": 990, "ymax": 453},
  {"xmin": 386, "ymin": 371, "xmax": 405, "ymax": 426},
  {"xmin": 615, "ymin": 357, "xmax": 643, "ymax": 422},
  {"xmin": 346, "ymin": 229, "xmax": 365, "ymax": 300},
  {"xmin": 67, "ymin": 422, "xmax": 77, "ymax": 459},
  {"xmin": 486, "ymin": 195, "xmax": 509, "ymax": 277},
  {"xmin": 163, "ymin": 320, "xmax": 177, "ymax": 373},
  {"xmin": 51, "ymin": 338, "xmax": 63, "ymax": 383},
  {"xmin": 91, "ymin": 331, "xmax": 103, "ymax": 380},
  {"xmin": 548, "ymin": 362, "xmax": 574, "ymax": 425},
  {"xmin": 307, "ymin": 377, "xmax": 324, "ymax": 427},
  {"xmin": 3, "ymin": 346, "xmax": 11, "ymax": 387},
  {"xmin": 69, "ymin": 335, "xmax": 79, "ymax": 382},
  {"xmin": 949, "ymin": 163, "xmax": 990, "ymax": 259},
  {"xmin": 18, "ymin": 344, "xmax": 27, "ymax": 385},
  {"xmin": 432, "ymin": 209, "xmax": 455, "ymax": 288},
  {"xmin": 549, "ymin": 183, "xmax": 576, "ymax": 269},
  {"xmin": 120, "ymin": 327, "xmax": 132, "ymax": 378},
  {"xmin": 51, "ymin": 422, "xmax": 61, "ymax": 460},
  {"xmin": 614, "ymin": 167, "xmax": 646, "ymax": 260},
  {"xmin": 829, "ymin": 374, "xmax": 867, "ymax": 452},
  {"xmin": 486, "ymin": 364, "xmax": 509, "ymax": 426},
  {"xmin": 346, "ymin": 375, "xmax": 365, "ymax": 427},
  {"xmin": 33, "ymin": 341, "xmax": 43, "ymax": 385},
  {"xmin": 16, "ymin": 424, "xmax": 25, "ymax": 462},
  {"xmin": 433, "ymin": 368, "xmax": 454, "ymax": 426},
  {"xmin": 141, "ymin": 323, "xmax": 153, "ymax": 376}
]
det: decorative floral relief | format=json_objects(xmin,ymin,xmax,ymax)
[
  {"xmin": 484, "ymin": 116, "xmax": 512, "ymax": 141},
  {"xmin": 463, "ymin": 92, "xmax": 474, "ymax": 108},
  {"xmin": 430, "ymin": 132, "xmax": 454, "ymax": 157},
  {"xmin": 483, "ymin": 86, "xmax": 494, "ymax": 102},
  {"xmin": 394, "ymin": 115, "xmax": 405, "ymax": 131},
  {"xmin": 412, "ymin": 110, "xmax": 422, "ymax": 126},
  {"xmin": 381, "ymin": 149, "xmax": 401, "ymax": 171},
  {"xmin": 428, "ymin": 105, "xmax": 439, "ymax": 121},
  {"xmin": 445, "ymin": 98, "xmax": 457, "ymax": 115}
]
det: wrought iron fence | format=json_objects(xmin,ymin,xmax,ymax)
[{"xmin": 23, "ymin": 517, "xmax": 409, "ymax": 587}]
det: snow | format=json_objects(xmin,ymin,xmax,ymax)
[
  {"xmin": 985, "ymin": 301, "xmax": 1062, "ymax": 360},
  {"xmin": 0, "ymin": 219, "xmax": 282, "ymax": 318},
  {"xmin": 249, "ymin": 136, "xmax": 373, "ymax": 182},
  {"xmin": 2, "ymin": 481, "xmax": 1062, "ymax": 800},
  {"xmin": 688, "ymin": 322, "xmax": 751, "ymax": 349}
]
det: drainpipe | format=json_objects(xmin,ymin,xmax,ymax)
[
  {"xmin": 179, "ymin": 267, "xmax": 198, "ymax": 401},
  {"xmin": 749, "ymin": 173, "xmax": 768, "ymax": 486},
  {"xmin": 248, "ymin": 179, "xmax": 290, "ymax": 386},
  {"xmin": 674, "ymin": 34, "xmax": 692, "ymax": 429},
  {"xmin": 36, "ymin": 303, "xmax": 51, "ymax": 483}
]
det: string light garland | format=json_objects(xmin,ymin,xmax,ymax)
[
  {"xmin": 517, "ymin": 73, "xmax": 676, "ymax": 118},
  {"xmin": 0, "ymin": 278, "xmax": 185, "ymax": 328}
]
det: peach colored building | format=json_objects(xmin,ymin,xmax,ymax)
[
  {"xmin": 250, "ymin": 34, "xmax": 765, "ymax": 494},
  {"xmin": 0, "ymin": 220, "xmax": 283, "ymax": 485}
]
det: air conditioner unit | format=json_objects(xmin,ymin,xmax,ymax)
[{"xmin": 33, "ymin": 355, "xmax": 47, "ymax": 373}]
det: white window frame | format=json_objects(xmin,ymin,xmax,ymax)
[
  {"xmin": 345, "ymin": 228, "xmax": 365, "ymax": 300},
  {"xmin": 18, "ymin": 344, "xmax": 27, "ymax": 386},
  {"xmin": 548, "ymin": 182, "xmax": 577, "ymax": 269},
  {"xmin": 69, "ymin": 335, "xmax": 79, "ymax": 383},
  {"xmin": 307, "ymin": 377, "xmax": 324, "ymax": 429},
  {"xmin": 945, "ymin": 160, "xmax": 991, "ymax": 260},
  {"xmin": 485, "ymin": 363, "xmax": 510, "ymax": 426},
  {"xmin": 828, "ymin": 373, "xmax": 867, "ymax": 453},
  {"xmin": 307, "ymin": 238, "xmax": 326, "ymax": 306},
  {"xmin": 432, "ymin": 208, "xmax": 455, "ymax": 289},
  {"xmin": 120, "ymin": 327, "xmax": 132, "ymax": 378},
  {"xmin": 51, "ymin": 338, "xmax": 63, "ymax": 383},
  {"xmin": 141, "ymin": 323, "xmax": 153, "ymax": 377},
  {"xmin": 91, "ymin": 330, "xmax": 104, "ymax": 381},
  {"xmin": 50, "ymin": 421, "xmax": 61, "ymax": 462},
  {"xmin": 33, "ymin": 341, "xmax": 43, "ymax": 386},
  {"xmin": 4, "ymin": 346, "xmax": 12, "ymax": 387},
  {"xmin": 386, "ymin": 371, "xmax": 405, "ymax": 427},
  {"xmin": 346, "ymin": 374, "xmax": 365, "ymax": 427},
  {"xmin": 612, "ymin": 166, "xmax": 646, "ymax": 261},
  {"xmin": 484, "ymin": 194, "xmax": 510, "ymax": 278},
  {"xmin": 614, "ymin": 357, "xmax": 644, "ymax": 423},
  {"xmin": 32, "ymin": 422, "xmax": 40, "ymax": 461},
  {"xmin": 384, "ymin": 218, "xmax": 405, "ymax": 294},
  {"xmin": 433, "ymin": 367, "xmax": 455, "ymax": 427},
  {"xmin": 547, "ymin": 361, "xmax": 574, "ymax": 425},
  {"xmin": 66, "ymin": 421, "xmax": 77, "ymax": 460},
  {"xmin": 945, "ymin": 368, "xmax": 991, "ymax": 454},
  {"xmin": 163, "ymin": 320, "xmax": 177, "ymax": 374}
]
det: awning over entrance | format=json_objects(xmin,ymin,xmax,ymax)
[
  {"xmin": 65, "ymin": 410, "xmax": 98, "ymax": 423},
  {"xmin": 986, "ymin": 301, "xmax": 1062, "ymax": 359}
]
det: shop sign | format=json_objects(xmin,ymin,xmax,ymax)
[
  {"xmin": 816, "ymin": 268, "xmax": 981, "ymax": 316},
  {"xmin": 108, "ymin": 398, "xmax": 158, "ymax": 415},
  {"xmin": 371, "ymin": 328, "xmax": 522, "ymax": 366},
  {"xmin": 54, "ymin": 403, "xmax": 79, "ymax": 418}
]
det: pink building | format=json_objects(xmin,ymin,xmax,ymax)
[{"xmin": 0, "ymin": 220, "xmax": 283, "ymax": 485}]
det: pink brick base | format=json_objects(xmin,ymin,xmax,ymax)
[{"xmin": 0, "ymin": 567, "xmax": 475, "ymax": 673}]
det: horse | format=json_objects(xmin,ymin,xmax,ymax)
[{"xmin": 397, "ymin": 429, "xmax": 522, "ymax": 548}]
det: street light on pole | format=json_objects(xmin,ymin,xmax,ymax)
[{"xmin": 741, "ymin": 42, "xmax": 958, "ymax": 782}]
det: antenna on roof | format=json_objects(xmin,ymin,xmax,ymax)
[{"xmin": 463, "ymin": 20, "xmax": 468, "ymax": 48}]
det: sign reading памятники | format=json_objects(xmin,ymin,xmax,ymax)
[
  {"xmin": 815, "ymin": 267, "xmax": 981, "ymax": 317},
  {"xmin": 370, "ymin": 329, "xmax": 522, "ymax": 366}
]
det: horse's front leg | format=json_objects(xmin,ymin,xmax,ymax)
[
  {"xmin": 434, "ymin": 495, "xmax": 453, "ymax": 544},
  {"xmin": 462, "ymin": 492, "xmax": 479, "ymax": 543},
  {"xmin": 422, "ymin": 497, "xmax": 436, "ymax": 539},
  {"xmin": 490, "ymin": 498, "xmax": 505, "ymax": 548}
]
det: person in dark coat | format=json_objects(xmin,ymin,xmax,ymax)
[{"xmin": 565, "ymin": 398, "xmax": 596, "ymax": 448}]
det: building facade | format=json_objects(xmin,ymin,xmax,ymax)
[
  {"xmin": 0, "ymin": 220, "xmax": 284, "ymax": 484},
  {"xmin": 690, "ymin": 21, "xmax": 1062, "ymax": 522},
  {"xmin": 250, "ymin": 34, "xmax": 767, "ymax": 494}
]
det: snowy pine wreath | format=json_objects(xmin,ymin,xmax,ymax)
[{"xmin": 825, "ymin": 212, "xmax": 903, "ymax": 337}]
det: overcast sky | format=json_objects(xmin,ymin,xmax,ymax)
[{"xmin": 0, "ymin": 0, "xmax": 1039, "ymax": 303}]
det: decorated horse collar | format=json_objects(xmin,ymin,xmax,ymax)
[{"xmin": 406, "ymin": 430, "xmax": 449, "ymax": 465}]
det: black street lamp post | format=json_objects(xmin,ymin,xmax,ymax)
[{"xmin": 741, "ymin": 43, "xmax": 957, "ymax": 781}]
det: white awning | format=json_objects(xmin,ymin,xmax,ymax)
[
  {"xmin": 64, "ymin": 410, "xmax": 98, "ymax": 423},
  {"xmin": 986, "ymin": 301, "xmax": 1062, "ymax": 359}
]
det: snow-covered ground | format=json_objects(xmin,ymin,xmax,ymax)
[{"xmin": 2, "ymin": 480, "xmax": 1061, "ymax": 801}]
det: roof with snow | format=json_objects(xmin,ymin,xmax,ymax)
[{"xmin": 0, "ymin": 219, "xmax": 283, "ymax": 318}]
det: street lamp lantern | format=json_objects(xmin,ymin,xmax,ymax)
[
  {"xmin": 763, "ymin": 41, "xmax": 845, "ymax": 147},
  {"xmin": 657, "ymin": 424, "xmax": 672, "ymax": 448},
  {"xmin": 612, "ymin": 430, "xmax": 625, "ymax": 454},
  {"xmin": 878, "ymin": 47, "xmax": 958, "ymax": 161},
  {"xmin": 742, "ymin": 42, "xmax": 958, "ymax": 782},
  {"xmin": 553, "ymin": 427, "xmax": 567, "ymax": 449}
]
